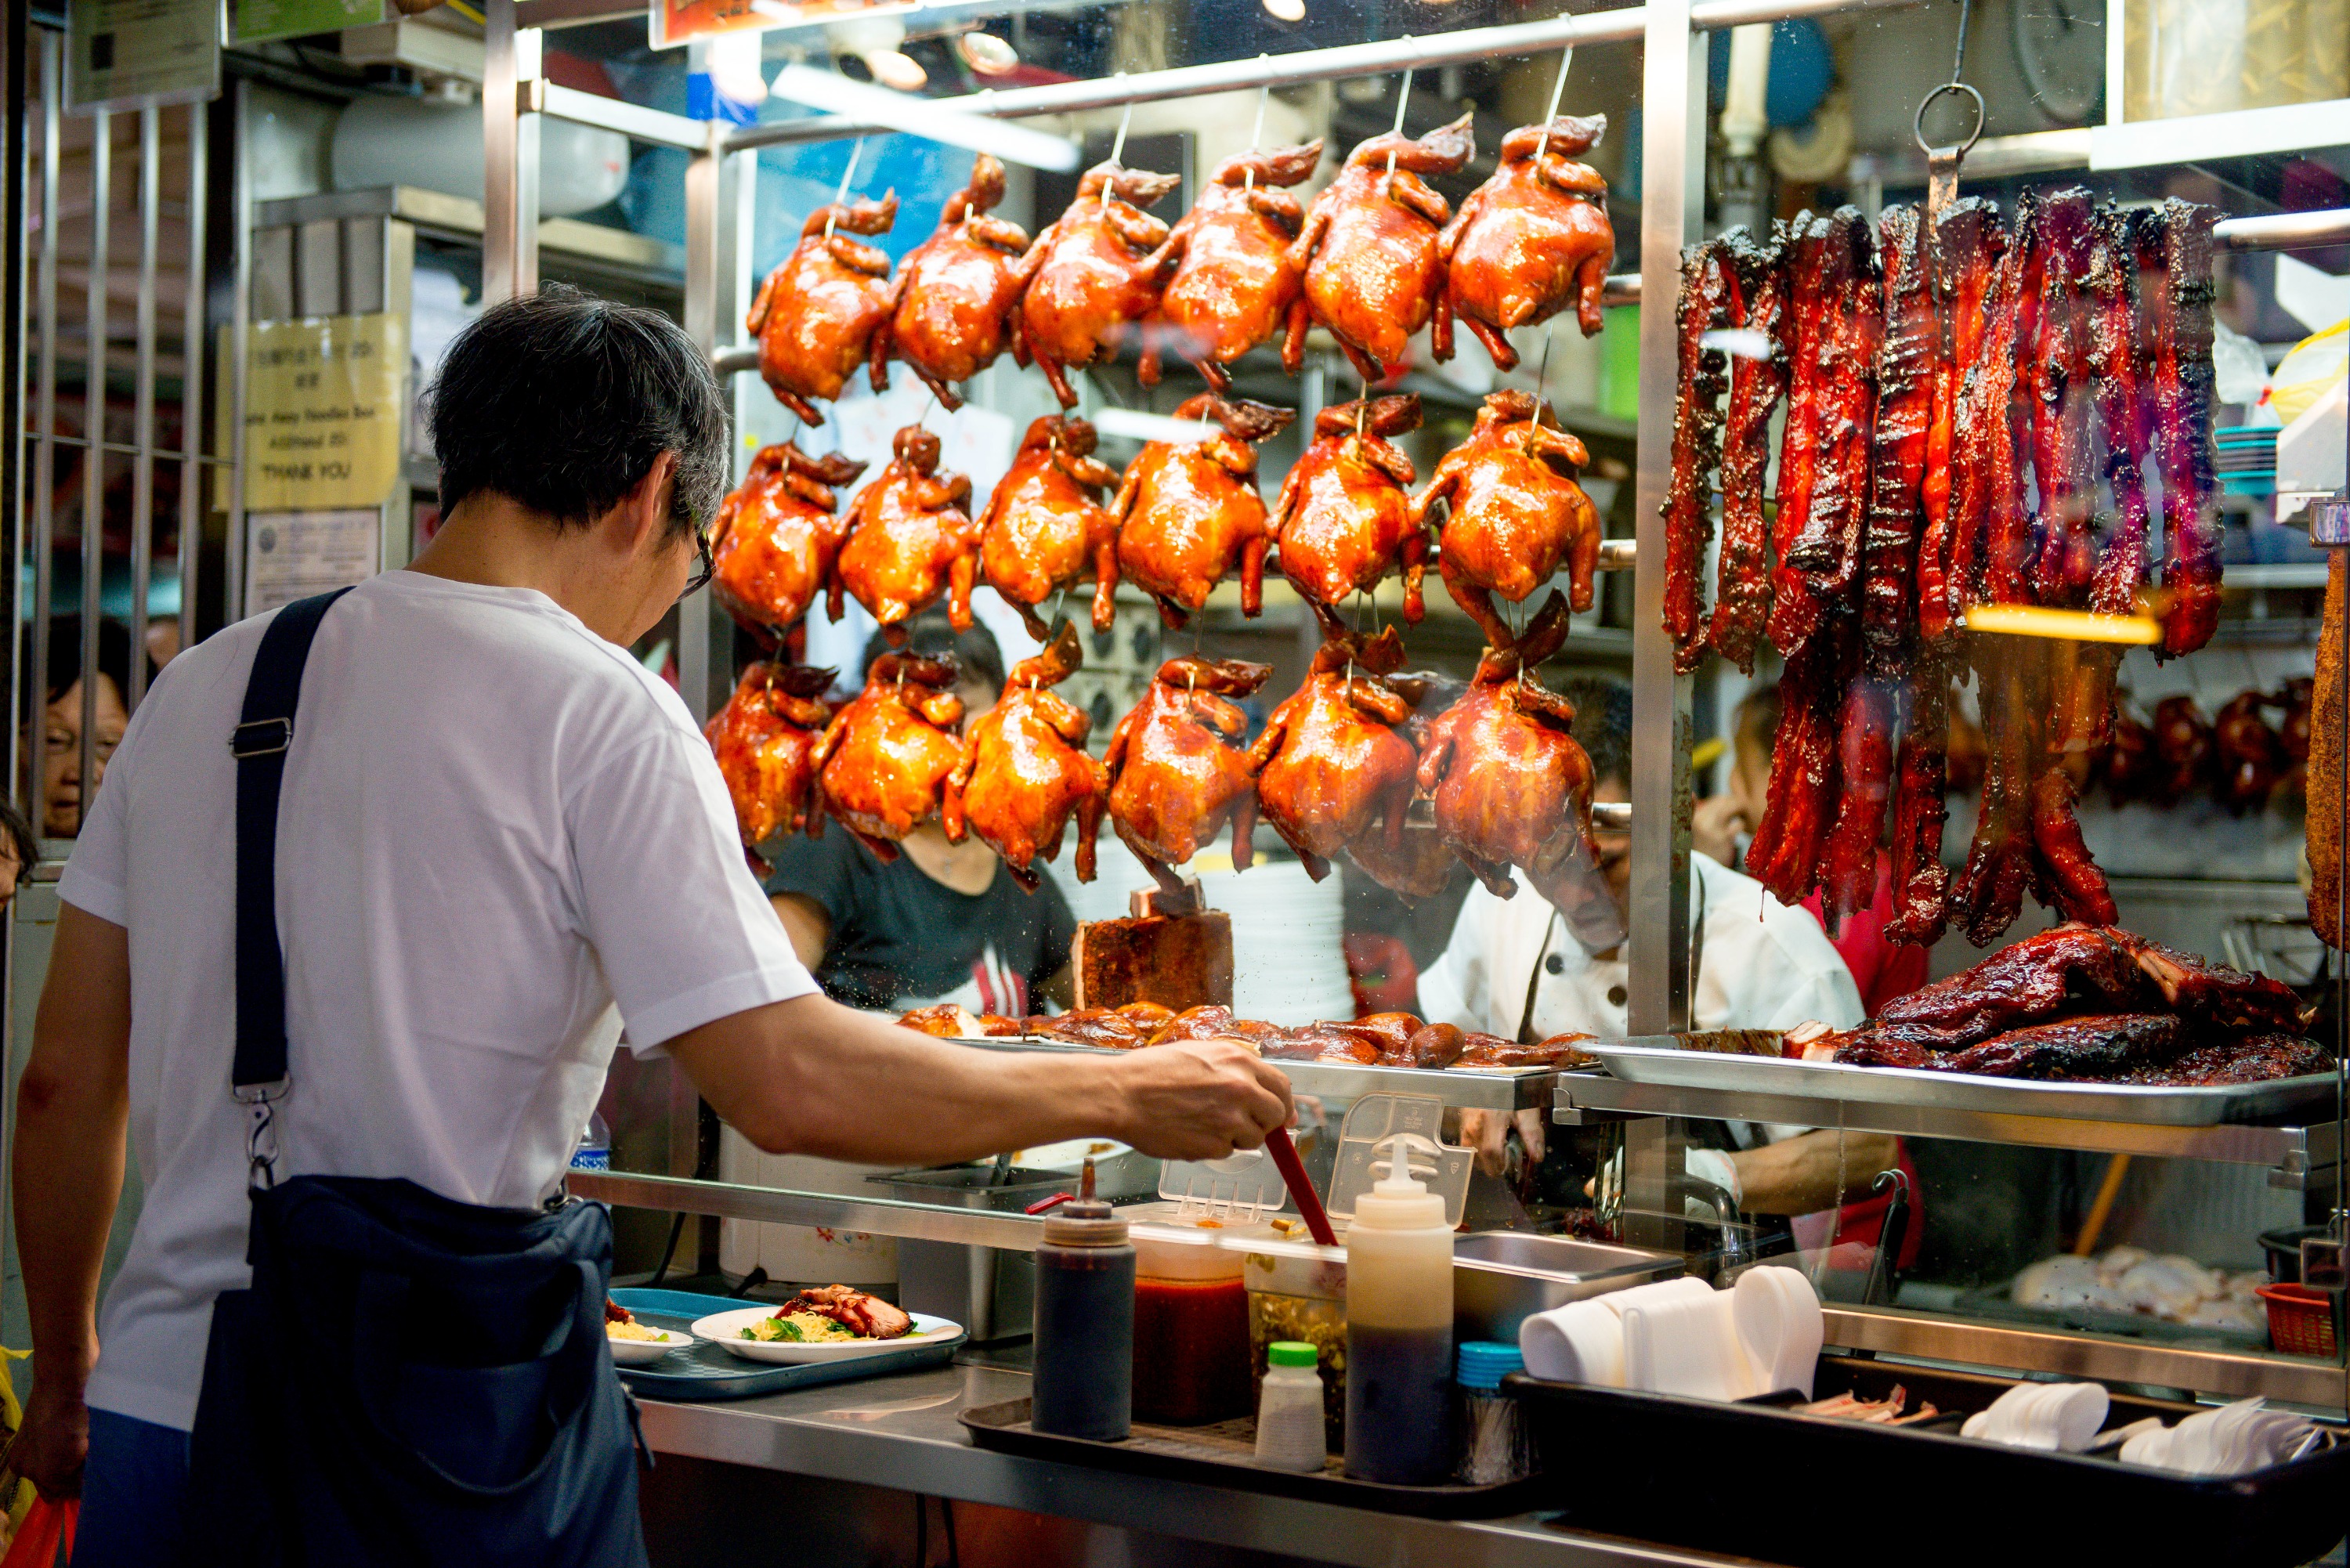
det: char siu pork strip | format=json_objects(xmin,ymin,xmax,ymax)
[
  {"xmin": 1777, "ymin": 209, "xmax": 1880, "ymax": 638},
  {"xmin": 1959, "ymin": 191, "xmax": 2040, "ymax": 611},
  {"xmin": 1918, "ymin": 201, "xmax": 2002, "ymax": 650},
  {"xmin": 1664, "ymin": 238, "xmax": 1733, "ymax": 673},
  {"xmin": 2313, "ymin": 551, "xmax": 2345, "ymax": 948},
  {"xmin": 1863, "ymin": 205, "xmax": 1934, "ymax": 667},
  {"xmin": 1882, "ymin": 656, "xmax": 1952, "ymax": 948},
  {"xmin": 2129, "ymin": 1036, "xmax": 2331, "ymax": 1086},
  {"xmin": 1766, "ymin": 214, "xmax": 1832, "ymax": 657},
  {"xmin": 2110, "ymin": 928, "xmax": 2306, "ymax": 1033},
  {"xmin": 1930, "ymin": 1013, "xmax": 2192, "ymax": 1080},
  {"xmin": 2026, "ymin": 190, "xmax": 2102, "ymax": 609},
  {"xmin": 1950, "ymin": 641, "xmax": 2041, "ymax": 945},
  {"xmin": 1875, "ymin": 923, "xmax": 2155, "ymax": 1043},
  {"xmin": 2150, "ymin": 199, "xmax": 2224, "ymax": 657},
  {"xmin": 1748, "ymin": 612, "xmax": 1851, "ymax": 906},
  {"xmin": 1820, "ymin": 674, "xmax": 1896, "ymax": 928},
  {"xmin": 2088, "ymin": 208, "xmax": 2153, "ymax": 621},
  {"xmin": 1709, "ymin": 226, "xmax": 1789, "ymax": 674}
]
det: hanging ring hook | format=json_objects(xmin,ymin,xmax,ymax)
[{"xmin": 1912, "ymin": 79, "xmax": 1984, "ymax": 158}]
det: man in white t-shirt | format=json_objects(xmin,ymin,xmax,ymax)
[{"xmin": 13, "ymin": 287, "xmax": 1289, "ymax": 1558}]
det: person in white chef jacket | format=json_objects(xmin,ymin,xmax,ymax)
[{"xmin": 1423, "ymin": 678, "xmax": 1898, "ymax": 1221}]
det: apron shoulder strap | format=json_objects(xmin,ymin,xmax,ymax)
[{"xmin": 232, "ymin": 588, "xmax": 356, "ymax": 1101}]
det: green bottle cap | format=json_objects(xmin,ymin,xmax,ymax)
[{"xmin": 1267, "ymin": 1341, "xmax": 1320, "ymax": 1369}]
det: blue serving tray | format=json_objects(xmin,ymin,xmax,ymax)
[{"xmin": 609, "ymin": 1288, "xmax": 963, "ymax": 1402}]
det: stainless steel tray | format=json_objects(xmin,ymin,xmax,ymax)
[
  {"xmin": 1589, "ymin": 1039, "xmax": 2340, "ymax": 1127},
  {"xmin": 946, "ymin": 1035, "xmax": 1556, "ymax": 1111}
]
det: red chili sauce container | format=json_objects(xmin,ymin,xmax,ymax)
[{"xmin": 1130, "ymin": 1226, "xmax": 1252, "ymax": 1425}]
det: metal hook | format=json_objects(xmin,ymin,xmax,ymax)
[
  {"xmin": 1532, "ymin": 42, "xmax": 1575, "ymax": 163},
  {"xmin": 824, "ymin": 137, "xmax": 865, "ymax": 241},
  {"xmin": 1243, "ymin": 68, "xmax": 1271, "ymax": 193},
  {"xmin": 1108, "ymin": 78, "xmax": 1134, "ymax": 170},
  {"xmin": 1384, "ymin": 60, "xmax": 1414, "ymax": 192}
]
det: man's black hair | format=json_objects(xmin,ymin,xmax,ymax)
[
  {"xmin": 426, "ymin": 283, "xmax": 728, "ymax": 540},
  {"xmin": 1553, "ymin": 674, "xmax": 1633, "ymax": 790},
  {"xmin": 862, "ymin": 611, "xmax": 1006, "ymax": 697},
  {"xmin": 22, "ymin": 616, "xmax": 134, "ymax": 713}
]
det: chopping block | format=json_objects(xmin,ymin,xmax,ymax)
[{"xmin": 1071, "ymin": 880, "xmax": 1234, "ymax": 1011}]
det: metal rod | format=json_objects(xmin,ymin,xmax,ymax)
[
  {"xmin": 81, "ymin": 107, "xmax": 108, "ymax": 829},
  {"xmin": 226, "ymin": 81, "xmax": 249, "ymax": 627},
  {"xmin": 3, "ymin": 1, "xmax": 29, "ymax": 829},
  {"xmin": 725, "ymin": 0, "xmax": 1920, "ymax": 153},
  {"xmin": 128, "ymin": 104, "xmax": 156, "ymax": 710},
  {"xmin": 29, "ymin": 33, "xmax": 56, "ymax": 841},
  {"xmin": 481, "ymin": 1, "xmax": 540, "ymax": 303},
  {"xmin": 180, "ymin": 102, "xmax": 206, "ymax": 656},
  {"xmin": 2214, "ymin": 208, "xmax": 2350, "ymax": 253}
]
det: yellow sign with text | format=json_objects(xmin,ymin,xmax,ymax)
[{"xmin": 242, "ymin": 314, "xmax": 405, "ymax": 512}]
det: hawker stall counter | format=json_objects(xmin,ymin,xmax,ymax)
[{"xmin": 632, "ymin": 1357, "xmax": 1772, "ymax": 1568}]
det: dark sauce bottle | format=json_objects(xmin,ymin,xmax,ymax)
[{"xmin": 1031, "ymin": 1169, "xmax": 1134, "ymax": 1441}]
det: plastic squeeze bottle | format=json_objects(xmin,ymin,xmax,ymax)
[
  {"xmin": 1031, "ymin": 1163, "xmax": 1134, "ymax": 1440},
  {"xmin": 1342, "ymin": 1137, "xmax": 1455, "ymax": 1483}
]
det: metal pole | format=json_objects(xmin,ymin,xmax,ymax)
[
  {"xmin": 725, "ymin": 0, "xmax": 1918, "ymax": 151},
  {"xmin": 128, "ymin": 104, "xmax": 156, "ymax": 709},
  {"xmin": 1623, "ymin": 0, "xmax": 1705, "ymax": 1254},
  {"xmin": 3, "ymin": 7, "xmax": 31, "ymax": 822},
  {"xmin": 80, "ymin": 108, "xmax": 109, "ymax": 829},
  {"xmin": 482, "ymin": 0, "xmax": 540, "ymax": 304},
  {"xmin": 226, "ymin": 81, "xmax": 249, "ymax": 625},
  {"xmin": 678, "ymin": 125, "xmax": 725, "ymax": 728},
  {"xmin": 179, "ymin": 102, "xmax": 205, "ymax": 655},
  {"xmin": 30, "ymin": 33, "xmax": 56, "ymax": 840}
]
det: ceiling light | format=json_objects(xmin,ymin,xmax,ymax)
[
  {"xmin": 867, "ymin": 49, "xmax": 927, "ymax": 91},
  {"xmin": 1263, "ymin": 0, "xmax": 1305, "ymax": 20},
  {"xmin": 957, "ymin": 31, "xmax": 1019, "ymax": 75}
]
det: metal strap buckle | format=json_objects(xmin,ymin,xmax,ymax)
[
  {"xmin": 247, "ymin": 1096, "xmax": 282, "ymax": 1190},
  {"xmin": 230, "ymin": 717, "xmax": 293, "ymax": 759},
  {"xmin": 233, "ymin": 1075, "xmax": 289, "ymax": 1106}
]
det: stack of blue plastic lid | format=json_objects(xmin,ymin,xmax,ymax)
[
  {"xmin": 2216, "ymin": 425, "xmax": 2278, "ymax": 497},
  {"xmin": 1456, "ymin": 1341, "xmax": 1526, "ymax": 1390}
]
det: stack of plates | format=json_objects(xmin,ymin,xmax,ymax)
[
  {"xmin": 2216, "ymin": 425, "xmax": 2278, "ymax": 496},
  {"xmin": 1046, "ymin": 834, "xmax": 1354, "ymax": 1025}
]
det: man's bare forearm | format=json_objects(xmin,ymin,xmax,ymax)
[
  {"xmin": 667, "ymin": 993, "xmax": 1290, "ymax": 1165},
  {"xmin": 14, "ymin": 906, "xmax": 134, "ymax": 1393}
]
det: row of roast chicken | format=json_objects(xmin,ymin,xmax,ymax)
[
  {"xmin": 710, "ymin": 388, "xmax": 1600, "ymax": 661},
  {"xmin": 706, "ymin": 584, "xmax": 1599, "ymax": 906},
  {"xmin": 747, "ymin": 113, "xmax": 1616, "ymax": 421},
  {"xmin": 896, "ymin": 999, "xmax": 1600, "ymax": 1070}
]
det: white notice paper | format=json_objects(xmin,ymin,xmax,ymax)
[{"xmin": 245, "ymin": 510, "xmax": 381, "ymax": 619}]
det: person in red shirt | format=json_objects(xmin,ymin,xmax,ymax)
[{"xmin": 1692, "ymin": 683, "xmax": 1931, "ymax": 1013}]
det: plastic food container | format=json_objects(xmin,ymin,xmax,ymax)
[
  {"xmin": 2257, "ymin": 1282, "xmax": 2340, "ymax": 1357},
  {"xmin": 1133, "ymin": 1224, "xmax": 1253, "ymax": 1425},
  {"xmin": 1246, "ymin": 1241, "xmax": 1349, "ymax": 1453}
]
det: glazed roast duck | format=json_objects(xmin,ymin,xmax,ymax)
[
  {"xmin": 812, "ymin": 650, "xmax": 965, "ymax": 862},
  {"xmin": 1441, "ymin": 114, "xmax": 1617, "ymax": 370},
  {"xmin": 1144, "ymin": 140, "xmax": 1324, "ymax": 391},
  {"xmin": 705, "ymin": 662, "xmax": 835, "ymax": 860},
  {"xmin": 1415, "ymin": 389, "xmax": 1603, "ymax": 651},
  {"xmin": 870, "ymin": 154, "xmax": 1031, "ymax": 410},
  {"xmin": 1104, "ymin": 654, "xmax": 1271, "ymax": 895},
  {"xmin": 1112, "ymin": 394, "xmax": 1295, "ymax": 630},
  {"xmin": 708, "ymin": 441, "xmax": 866, "ymax": 639},
  {"xmin": 978, "ymin": 414, "xmax": 1123, "ymax": 639},
  {"xmin": 747, "ymin": 193, "xmax": 899, "ymax": 425},
  {"xmin": 1269, "ymin": 393, "xmax": 1431, "ymax": 623},
  {"xmin": 833, "ymin": 425, "xmax": 980, "ymax": 645},
  {"xmin": 1248, "ymin": 609, "xmax": 1419, "ymax": 886},
  {"xmin": 1289, "ymin": 114, "xmax": 1475, "ymax": 382},
  {"xmin": 945, "ymin": 623, "xmax": 1108, "ymax": 891},
  {"xmin": 1014, "ymin": 158, "xmax": 1182, "ymax": 408}
]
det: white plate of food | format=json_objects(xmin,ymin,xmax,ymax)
[
  {"xmin": 605, "ymin": 1313, "xmax": 687, "ymax": 1365},
  {"xmin": 693, "ymin": 1286, "xmax": 960, "ymax": 1364}
]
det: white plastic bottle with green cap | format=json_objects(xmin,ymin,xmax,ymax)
[
  {"xmin": 1342, "ymin": 1136, "xmax": 1455, "ymax": 1483},
  {"xmin": 1253, "ymin": 1341, "xmax": 1328, "ymax": 1472}
]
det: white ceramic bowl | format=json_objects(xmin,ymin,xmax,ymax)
[
  {"xmin": 606, "ymin": 1324, "xmax": 685, "ymax": 1365},
  {"xmin": 691, "ymin": 1306, "xmax": 963, "ymax": 1364}
]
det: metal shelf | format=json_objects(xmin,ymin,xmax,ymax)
[
  {"xmin": 1555, "ymin": 1071, "xmax": 2341, "ymax": 1187},
  {"xmin": 960, "ymin": 1035, "xmax": 1558, "ymax": 1111}
]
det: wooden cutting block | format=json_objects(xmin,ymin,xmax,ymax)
[{"xmin": 1072, "ymin": 882, "xmax": 1235, "ymax": 1011}]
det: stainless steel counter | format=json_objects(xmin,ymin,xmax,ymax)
[{"xmin": 637, "ymin": 1360, "xmax": 1754, "ymax": 1567}]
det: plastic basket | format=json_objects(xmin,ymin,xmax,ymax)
[{"xmin": 2256, "ymin": 1283, "xmax": 2338, "ymax": 1357}]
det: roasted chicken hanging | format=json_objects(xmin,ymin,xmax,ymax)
[
  {"xmin": 1014, "ymin": 159, "xmax": 1182, "ymax": 408},
  {"xmin": 1104, "ymin": 655, "xmax": 1271, "ymax": 894},
  {"xmin": 872, "ymin": 155, "xmax": 1030, "ymax": 410},
  {"xmin": 1113, "ymin": 394, "xmax": 1296, "ymax": 630},
  {"xmin": 709, "ymin": 442, "xmax": 868, "ymax": 638},
  {"xmin": 1440, "ymin": 115, "xmax": 1615, "ymax": 370},
  {"xmin": 1248, "ymin": 610, "xmax": 1419, "ymax": 883},
  {"xmin": 706, "ymin": 662, "xmax": 836, "ymax": 858},
  {"xmin": 1268, "ymin": 393, "xmax": 1430, "ymax": 622},
  {"xmin": 945, "ymin": 623, "xmax": 1108, "ymax": 888},
  {"xmin": 812, "ymin": 650, "xmax": 966, "ymax": 861},
  {"xmin": 747, "ymin": 194, "xmax": 898, "ymax": 425},
  {"xmin": 1415, "ymin": 388, "xmax": 1602, "ymax": 650},
  {"xmin": 1349, "ymin": 670, "xmax": 1471, "ymax": 901},
  {"xmin": 1289, "ymin": 114, "xmax": 1475, "ymax": 382},
  {"xmin": 978, "ymin": 414, "xmax": 1123, "ymax": 639},
  {"xmin": 833, "ymin": 425, "xmax": 979, "ymax": 645},
  {"xmin": 1414, "ymin": 591, "xmax": 1599, "ymax": 901},
  {"xmin": 1145, "ymin": 141, "xmax": 1323, "ymax": 391}
]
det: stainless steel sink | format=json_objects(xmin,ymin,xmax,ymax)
[{"xmin": 1453, "ymin": 1232, "xmax": 1683, "ymax": 1342}]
